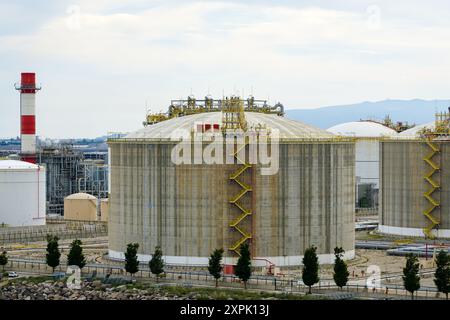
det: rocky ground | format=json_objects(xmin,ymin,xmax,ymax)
[
  {"xmin": 0, "ymin": 278, "xmax": 304, "ymax": 300},
  {"xmin": 0, "ymin": 279, "xmax": 186, "ymax": 300}
]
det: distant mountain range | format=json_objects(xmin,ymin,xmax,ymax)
[{"xmin": 285, "ymin": 99, "xmax": 450, "ymax": 129}]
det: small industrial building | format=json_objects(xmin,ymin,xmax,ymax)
[
  {"xmin": 0, "ymin": 160, "xmax": 46, "ymax": 226},
  {"xmin": 64, "ymin": 192, "xmax": 98, "ymax": 221}
]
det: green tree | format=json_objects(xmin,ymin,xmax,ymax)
[
  {"xmin": 149, "ymin": 246, "xmax": 165, "ymax": 282},
  {"xmin": 302, "ymin": 246, "xmax": 320, "ymax": 294},
  {"xmin": 333, "ymin": 247, "xmax": 349, "ymax": 289},
  {"xmin": 434, "ymin": 250, "xmax": 450, "ymax": 300},
  {"xmin": 124, "ymin": 243, "xmax": 140, "ymax": 276},
  {"xmin": 403, "ymin": 253, "xmax": 420, "ymax": 300},
  {"xmin": 67, "ymin": 239, "xmax": 86, "ymax": 269},
  {"xmin": 46, "ymin": 234, "xmax": 61, "ymax": 272},
  {"xmin": 0, "ymin": 251, "xmax": 8, "ymax": 271},
  {"xmin": 234, "ymin": 243, "xmax": 251, "ymax": 289},
  {"xmin": 208, "ymin": 248, "xmax": 224, "ymax": 287}
]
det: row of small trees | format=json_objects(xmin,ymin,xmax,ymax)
[
  {"xmin": 45, "ymin": 235, "xmax": 86, "ymax": 272},
  {"xmin": 122, "ymin": 242, "xmax": 253, "ymax": 287},
  {"xmin": 124, "ymin": 243, "xmax": 165, "ymax": 281},
  {"xmin": 207, "ymin": 245, "xmax": 349, "ymax": 292},
  {"xmin": 2, "ymin": 236, "xmax": 449, "ymax": 299},
  {"xmin": 403, "ymin": 251, "xmax": 450, "ymax": 300},
  {"xmin": 302, "ymin": 247, "xmax": 450, "ymax": 299},
  {"xmin": 122, "ymin": 242, "xmax": 350, "ymax": 292},
  {"xmin": 0, "ymin": 240, "xmax": 357, "ymax": 293},
  {"xmin": 3, "ymin": 235, "xmax": 87, "ymax": 273},
  {"xmin": 205, "ymin": 244, "xmax": 450, "ymax": 299},
  {"xmin": 43, "ymin": 239, "xmax": 450, "ymax": 299},
  {"xmin": 300, "ymin": 246, "xmax": 350, "ymax": 294},
  {"xmin": 2, "ymin": 235, "xmax": 87, "ymax": 273}
]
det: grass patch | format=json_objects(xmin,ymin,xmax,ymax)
[{"xmin": 130, "ymin": 282, "xmax": 319, "ymax": 300}]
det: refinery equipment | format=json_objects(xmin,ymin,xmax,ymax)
[
  {"xmin": 375, "ymin": 115, "xmax": 415, "ymax": 133},
  {"xmin": 76, "ymin": 159, "xmax": 108, "ymax": 199},
  {"xmin": 37, "ymin": 145, "xmax": 108, "ymax": 215},
  {"xmin": 357, "ymin": 116, "xmax": 414, "ymax": 133},
  {"xmin": 38, "ymin": 146, "xmax": 83, "ymax": 214},
  {"xmin": 108, "ymin": 96, "xmax": 355, "ymax": 267},
  {"xmin": 379, "ymin": 109, "xmax": 450, "ymax": 239},
  {"xmin": 0, "ymin": 160, "xmax": 46, "ymax": 226},
  {"xmin": 143, "ymin": 95, "xmax": 284, "ymax": 126}
]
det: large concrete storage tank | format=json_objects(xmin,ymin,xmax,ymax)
[
  {"xmin": 0, "ymin": 160, "xmax": 46, "ymax": 226},
  {"xmin": 108, "ymin": 112, "xmax": 355, "ymax": 266},
  {"xmin": 380, "ymin": 112, "xmax": 450, "ymax": 238},
  {"xmin": 327, "ymin": 121, "xmax": 398, "ymax": 210},
  {"xmin": 379, "ymin": 139, "xmax": 450, "ymax": 238}
]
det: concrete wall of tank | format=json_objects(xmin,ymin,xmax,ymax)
[
  {"xmin": 108, "ymin": 141, "xmax": 355, "ymax": 266},
  {"xmin": 379, "ymin": 140, "xmax": 450, "ymax": 238}
]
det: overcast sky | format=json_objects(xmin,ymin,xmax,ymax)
[{"xmin": 1, "ymin": 0, "xmax": 450, "ymax": 138}]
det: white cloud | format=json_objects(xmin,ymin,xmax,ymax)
[
  {"xmin": 4, "ymin": 2, "xmax": 447, "ymax": 73},
  {"xmin": 1, "ymin": 1, "xmax": 450, "ymax": 137}
]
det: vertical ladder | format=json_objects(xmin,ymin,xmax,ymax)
[
  {"xmin": 423, "ymin": 140, "xmax": 440, "ymax": 238},
  {"xmin": 222, "ymin": 96, "xmax": 253, "ymax": 256},
  {"xmin": 228, "ymin": 140, "xmax": 253, "ymax": 256}
]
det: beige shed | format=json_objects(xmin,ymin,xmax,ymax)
[{"xmin": 64, "ymin": 192, "xmax": 98, "ymax": 221}]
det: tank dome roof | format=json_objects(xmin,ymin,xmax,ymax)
[
  {"xmin": 0, "ymin": 160, "xmax": 40, "ymax": 170},
  {"xmin": 327, "ymin": 121, "xmax": 398, "ymax": 137},
  {"xmin": 65, "ymin": 192, "xmax": 97, "ymax": 200},
  {"xmin": 399, "ymin": 121, "xmax": 434, "ymax": 137},
  {"xmin": 126, "ymin": 112, "xmax": 334, "ymax": 140}
]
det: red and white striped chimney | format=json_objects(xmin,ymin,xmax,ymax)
[{"xmin": 15, "ymin": 72, "xmax": 41, "ymax": 164}]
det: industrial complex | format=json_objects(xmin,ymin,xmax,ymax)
[
  {"xmin": 1, "ymin": 72, "xmax": 450, "ymax": 301},
  {"xmin": 0, "ymin": 73, "xmax": 109, "ymax": 224},
  {"xmin": 2, "ymin": 0, "xmax": 450, "ymax": 309}
]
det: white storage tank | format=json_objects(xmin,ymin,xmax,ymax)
[
  {"xmin": 327, "ymin": 121, "xmax": 398, "ymax": 209},
  {"xmin": 399, "ymin": 121, "xmax": 434, "ymax": 138},
  {"xmin": 0, "ymin": 160, "xmax": 46, "ymax": 226}
]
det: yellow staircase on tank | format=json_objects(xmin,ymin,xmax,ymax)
[
  {"xmin": 422, "ymin": 140, "xmax": 441, "ymax": 239},
  {"xmin": 229, "ymin": 139, "xmax": 253, "ymax": 256}
]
